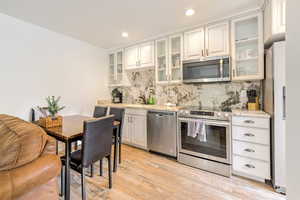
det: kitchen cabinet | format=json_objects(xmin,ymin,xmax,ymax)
[
  {"xmin": 231, "ymin": 13, "xmax": 264, "ymax": 81},
  {"xmin": 125, "ymin": 41, "xmax": 154, "ymax": 70},
  {"xmin": 156, "ymin": 34, "xmax": 183, "ymax": 84},
  {"xmin": 205, "ymin": 22, "xmax": 229, "ymax": 57},
  {"xmin": 108, "ymin": 50, "xmax": 124, "ymax": 86},
  {"xmin": 183, "ymin": 21, "xmax": 229, "ymax": 60},
  {"xmin": 122, "ymin": 109, "xmax": 147, "ymax": 149},
  {"xmin": 232, "ymin": 114, "xmax": 271, "ymax": 182},
  {"xmin": 264, "ymin": 0, "xmax": 286, "ymax": 43},
  {"xmin": 183, "ymin": 28, "xmax": 205, "ymax": 60}
]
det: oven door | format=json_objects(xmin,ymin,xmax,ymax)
[
  {"xmin": 182, "ymin": 57, "xmax": 230, "ymax": 83},
  {"xmin": 178, "ymin": 117, "xmax": 231, "ymax": 164}
]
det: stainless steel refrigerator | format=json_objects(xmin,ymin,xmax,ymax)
[{"xmin": 264, "ymin": 41, "xmax": 286, "ymax": 194}]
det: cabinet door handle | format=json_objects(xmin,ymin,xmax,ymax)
[
  {"xmin": 201, "ymin": 50, "xmax": 204, "ymax": 57},
  {"xmin": 244, "ymin": 148, "xmax": 255, "ymax": 153},
  {"xmin": 283, "ymin": 86, "xmax": 286, "ymax": 120},
  {"xmin": 244, "ymin": 120, "xmax": 255, "ymax": 124},
  {"xmin": 245, "ymin": 164, "xmax": 255, "ymax": 169},
  {"xmin": 206, "ymin": 49, "xmax": 209, "ymax": 56},
  {"xmin": 244, "ymin": 133, "xmax": 255, "ymax": 137}
]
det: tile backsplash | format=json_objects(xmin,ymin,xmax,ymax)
[{"xmin": 110, "ymin": 69, "xmax": 262, "ymax": 110}]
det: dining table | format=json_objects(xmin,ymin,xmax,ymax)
[{"xmin": 35, "ymin": 115, "xmax": 120, "ymax": 200}]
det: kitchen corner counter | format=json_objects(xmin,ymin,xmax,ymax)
[
  {"xmin": 232, "ymin": 109, "xmax": 270, "ymax": 118},
  {"xmin": 96, "ymin": 103, "xmax": 184, "ymax": 112}
]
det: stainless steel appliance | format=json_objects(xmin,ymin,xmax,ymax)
[
  {"xmin": 147, "ymin": 111, "xmax": 177, "ymax": 157},
  {"xmin": 264, "ymin": 41, "xmax": 286, "ymax": 194},
  {"xmin": 177, "ymin": 107, "xmax": 232, "ymax": 177},
  {"xmin": 183, "ymin": 56, "xmax": 230, "ymax": 83}
]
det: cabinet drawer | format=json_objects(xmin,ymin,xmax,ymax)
[
  {"xmin": 232, "ymin": 116, "xmax": 269, "ymax": 129},
  {"xmin": 233, "ymin": 141, "xmax": 270, "ymax": 162},
  {"xmin": 125, "ymin": 108, "xmax": 147, "ymax": 116},
  {"xmin": 232, "ymin": 126, "xmax": 270, "ymax": 145},
  {"xmin": 233, "ymin": 155, "xmax": 270, "ymax": 179}
]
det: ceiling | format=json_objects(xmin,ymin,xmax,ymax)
[{"xmin": 0, "ymin": 0, "xmax": 263, "ymax": 49}]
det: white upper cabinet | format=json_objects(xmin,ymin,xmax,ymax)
[
  {"xmin": 169, "ymin": 34, "xmax": 183, "ymax": 82},
  {"xmin": 264, "ymin": 0, "xmax": 286, "ymax": 43},
  {"xmin": 184, "ymin": 21, "xmax": 229, "ymax": 60},
  {"xmin": 156, "ymin": 38, "xmax": 169, "ymax": 83},
  {"xmin": 231, "ymin": 13, "xmax": 264, "ymax": 81},
  {"xmin": 183, "ymin": 28, "xmax": 205, "ymax": 60},
  {"xmin": 125, "ymin": 41, "xmax": 154, "ymax": 70},
  {"xmin": 156, "ymin": 34, "xmax": 183, "ymax": 84},
  {"xmin": 139, "ymin": 42, "xmax": 155, "ymax": 67},
  {"xmin": 205, "ymin": 22, "xmax": 229, "ymax": 57},
  {"xmin": 124, "ymin": 46, "xmax": 139, "ymax": 69},
  {"xmin": 108, "ymin": 50, "xmax": 124, "ymax": 86}
]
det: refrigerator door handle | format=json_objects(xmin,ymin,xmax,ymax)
[{"xmin": 283, "ymin": 86, "xmax": 286, "ymax": 120}]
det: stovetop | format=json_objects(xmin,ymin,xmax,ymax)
[{"xmin": 178, "ymin": 106, "xmax": 232, "ymax": 121}]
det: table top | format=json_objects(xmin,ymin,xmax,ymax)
[{"xmin": 36, "ymin": 115, "xmax": 120, "ymax": 142}]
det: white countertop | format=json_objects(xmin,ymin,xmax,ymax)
[
  {"xmin": 96, "ymin": 102, "xmax": 184, "ymax": 112},
  {"xmin": 232, "ymin": 109, "xmax": 270, "ymax": 118}
]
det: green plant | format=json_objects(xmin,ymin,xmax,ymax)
[{"xmin": 45, "ymin": 96, "xmax": 65, "ymax": 117}]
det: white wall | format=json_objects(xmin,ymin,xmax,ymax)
[
  {"xmin": 286, "ymin": 0, "xmax": 300, "ymax": 199},
  {"xmin": 0, "ymin": 13, "xmax": 109, "ymax": 120}
]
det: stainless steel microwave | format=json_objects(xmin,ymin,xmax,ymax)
[{"xmin": 182, "ymin": 56, "xmax": 231, "ymax": 83}]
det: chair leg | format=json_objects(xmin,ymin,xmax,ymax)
[
  {"xmin": 81, "ymin": 168, "xmax": 87, "ymax": 200},
  {"xmin": 74, "ymin": 141, "xmax": 78, "ymax": 150},
  {"xmin": 90, "ymin": 164, "xmax": 94, "ymax": 177},
  {"xmin": 118, "ymin": 132, "xmax": 122, "ymax": 164},
  {"xmin": 99, "ymin": 159, "xmax": 103, "ymax": 176},
  {"xmin": 60, "ymin": 165, "xmax": 65, "ymax": 197},
  {"xmin": 56, "ymin": 140, "xmax": 59, "ymax": 155},
  {"xmin": 107, "ymin": 155, "xmax": 112, "ymax": 189},
  {"xmin": 113, "ymin": 137, "xmax": 118, "ymax": 172}
]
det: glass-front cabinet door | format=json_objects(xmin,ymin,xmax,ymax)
[
  {"xmin": 169, "ymin": 34, "xmax": 183, "ymax": 82},
  {"xmin": 116, "ymin": 51, "xmax": 123, "ymax": 84},
  {"xmin": 156, "ymin": 39, "xmax": 168, "ymax": 83},
  {"xmin": 108, "ymin": 50, "xmax": 123, "ymax": 86},
  {"xmin": 155, "ymin": 34, "xmax": 183, "ymax": 84},
  {"xmin": 231, "ymin": 13, "xmax": 264, "ymax": 81},
  {"xmin": 109, "ymin": 53, "xmax": 116, "ymax": 85}
]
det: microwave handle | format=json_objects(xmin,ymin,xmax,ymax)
[{"xmin": 220, "ymin": 59, "xmax": 223, "ymax": 78}]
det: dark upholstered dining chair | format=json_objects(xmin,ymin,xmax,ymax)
[
  {"xmin": 91, "ymin": 106, "xmax": 124, "ymax": 175},
  {"xmin": 61, "ymin": 115, "xmax": 114, "ymax": 200},
  {"xmin": 93, "ymin": 106, "xmax": 108, "ymax": 118},
  {"xmin": 109, "ymin": 107, "xmax": 124, "ymax": 164}
]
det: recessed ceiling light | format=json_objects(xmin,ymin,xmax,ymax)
[
  {"xmin": 185, "ymin": 9, "xmax": 195, "ymax": 16},
  {"xmin": 122, "ymin": 32, "xmax": 129, "ymax": 38}
]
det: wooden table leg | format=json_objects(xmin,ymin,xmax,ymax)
[{"xmin": 64, "ymin": 140, "xmax": 71, "ymax": 200}]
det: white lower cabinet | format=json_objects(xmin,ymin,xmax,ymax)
[
  {"xmin": 122, "ymin": 109, "xmax": 147, "ymax": 149},
  {"xmin": 232, "ymin": 115, "xmax": 271, "ymax": 182}
]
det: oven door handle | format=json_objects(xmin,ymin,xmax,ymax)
[{"xmin": 178, "ymin": 118, "xmax": 230, "ymax": 127}]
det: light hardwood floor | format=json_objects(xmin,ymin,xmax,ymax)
[{"xmin": 64, "ymin": 145, "xmax": 285, "ymax": 200}]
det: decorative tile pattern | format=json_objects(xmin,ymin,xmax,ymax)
[{"xmin": 111, "ymin": 69, "xmax": 262, "ymax": 110}]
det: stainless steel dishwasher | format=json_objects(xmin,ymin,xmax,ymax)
[{"xmin": 147, "ymin": 111, "xmax": 177, "ymax": 157}]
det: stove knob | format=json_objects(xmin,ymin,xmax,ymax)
[
  {"xmin": 224, "ymin": 113, "xmax": 229, "ymax": 117},
  {"xmin": 217, "ymin": 112, "xmax": 222, "ymax": 117}
]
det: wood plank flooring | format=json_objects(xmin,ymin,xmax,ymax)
[{"xmin": 64, "ymin": 145, "xmax": 285, "ymax": 200}]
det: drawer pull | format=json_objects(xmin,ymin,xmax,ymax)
[
  {"xmin": 244, "ymin": 148, "xmax": 255, "ymax": 153},
  {"xmin": 245, "ymin": 164, "xmax": 255, "ymax": 169},
  {"xmin": 244, "ymin": 120, "xmax": 255, "ymax": 124},
  {"xmin": 244, "ymin": 133, "xmax": 255, "ymax": 137}
]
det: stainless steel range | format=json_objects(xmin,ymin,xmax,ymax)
[{"xmin": 177, "ymin": 107, "xmax": 232, "ymax": 177}]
